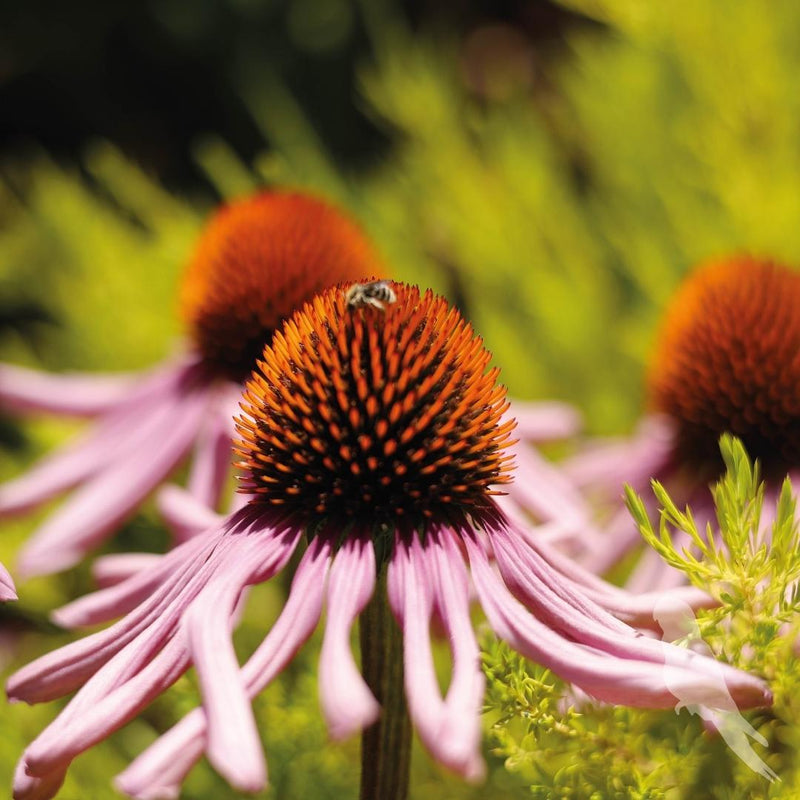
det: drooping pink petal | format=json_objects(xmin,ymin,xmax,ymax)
[
  {"xmin": 511, "ymin": 517, "xmax": 716, "ymax": 628},
  {"xmin": 492, "ymin": 496, "xmax": 597, "ymax": 560},
  {"xmin": 490, "ymin": 525, "xmax": 636, "ymax": 639},
  {"xmin": 0, "ymin": 561, "xmax": 17, "ymax": 601},
  {"xmin": 53, "ymin": 533, "xmax": 214, "ymax": 629},
  {"xmin": 16, "ymin": 383, "xmax": 213, "ymax": 577},
  {"xmin": 490, "ymin": 524, "xmax": 767, "ymax": 699},
  {"xmin": 19, "ymin": 513, "xmax": 294, "ymax": 782},
  {"xmin": 184, "ymin": 529, "xmax": 300, "ymax": 792},
  {"xmin": 116, "ymin": 536, "xmax": 332, "ymax": 799},
  {"xmin": 0, "ymin": 363, "xmax": 136, "ymax": 417},
  {"xmin": 507, "ymin": 442, "xmax": 597, "ymax": 533},
  {"xmin": 564, "ymin": 415, "xmax": 675, "ymax": 495},
  {"xmin": 23, "ymin": 636, "xmax": 191, "ymax": 779},
  {"xmin": 157, "ymin": 485, "xmax": 222, "ymax": 544},
  {"xmin": 432, "ymin": 532, "xmax": 485, "ymax": 773},
  {"xmin": 8, "ymin": 524, "xmax": 232, "ymax": 702},
  {"xmin": 13, "ymin": 758, "xmax": 66, "ymax": 800},
  {"xmin": 466, "ymin": 534, "xmax": 771, "ymax": 710},
  {"xmin": 186, "ymin": 385, "xmax": 238, "ymax": 511},
  {"xmin": 387, "ymin": 535, "xmax": 444, "ymax": 758},
  {"xmin": 91, "ymin": 553, "xmax": 165, "ymax": 589},
  {"xmin": 514, "ymin": 527, "xmax": 718, "ymax": 630},
  {"xmin": 509, "ymin": 400, "xmax": 582, "ymax": 442},
  {"xmin": 0, "ymin": 357, "xmax": 202, "ymax": 518},
  {"xmin": 394, "ymin": 530, "xmax": 485, "ymax": 780},
  {"xmin": 319, "ymin": 534, "xmax": 379, "ymax": 740}
]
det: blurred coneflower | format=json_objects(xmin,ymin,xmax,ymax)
[
  {"xmin": 567, "ymin": 257, "xmax": 800, "ymax": 586},
  {"xmin": 0, "ymin": 190, "xmax": 384, "ymax": 577},
  {"xmin": 8, "ymin": 282, "xmax": 772, "ymax": 800}
]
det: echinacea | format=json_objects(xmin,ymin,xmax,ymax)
[
  {"xmin": 566, "ymin": 257, "xmax": 800, "ymax": 586},
  {"xmin": 8, "ymin": 282, "xmax": 772, "ymax": 800},
  {"xmin": 0, "ymin": 190, "xmax": 384, "ymax": 577}
]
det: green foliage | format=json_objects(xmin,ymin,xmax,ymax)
[
  {"xmin": 626, "ymin": 435, "xmax": 800, "ymax": 675},
  {"xmin": 483, "ymin": 639, "xmax": 700, "ymax": 800},
  {"xmin": 0, "ymin": 146, "xmax": 199, "ymax": 372},
  {"xmin": 557, "ymin": 0, "xmax": 800, "ymax": 289},
  {"xmin": 487, "ymin": 437, "xmax": 800, "ymax": 798},
  {"xmin": 623, "ymin": 436, "xmax": 800, "ymax": 796}
]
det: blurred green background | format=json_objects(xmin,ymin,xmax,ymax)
[{"xmin": 3, "ymin": 0, "xmax": 800, "ymax": 797}]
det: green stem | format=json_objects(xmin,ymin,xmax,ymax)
[{"xmin": 359, "ymin": 566, "xmax": 411, "ymax": 800}]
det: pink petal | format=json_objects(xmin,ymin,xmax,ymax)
[
  {"xmin": 431, "ymin": 531, "xmax": 486, "ymax": 780},
  {"xmin": 511, "ymin": 517, "xmax": 717, "ymax": 628},
  {"xmin": 0, "ymin": 357, "xmax": 201, "ymax": 518},
  {"xmin": 319, "ymin": 535, "xmax": 379, "ymax": 740},
  {"xmin": 116, "ymin": 537, "xmax": 331, "ymax": 798},
  {"xmin": 389, "ymin": 532, "xmax": 484, "ymax": 780},
  {"xmin": 492, "ymin": 496, "xmax": 594, "ymax": 558},
  {"xmin": 16, "ymin": 383, "xmax": 213, "ymax": 577},
  {"xmin": 0, "ymin": 561, "xmax": 17, "ymax": 601},
  {"xmin": 91, "ymin": 553, "xmax": 165, "ymax": 589},
  {"xmin": 9, "ymin": 527, "xmax": 228, "ymax": 702},
  {"xmin": 20, "ymin": 514, "xmax": 287, "ymax": 777},
  {"xmin": 387, "ymin": 536, "xmax": 443, "ymax": 753},
  {"xmin": 13, "ymin": 758, "xmax": 66, "ymax": 800},
  {"xmin": 53, "ymin": 533, "xmax": 213, "ymax": 629},
  {"xmin": 23, "ymin": 637, "xmax": 190, "ymax": 777},
  {"xmin": 507, "ymin": 442, "xmax": 596, "ymax": 531},
  {"xmin": 157, "ymin": 485, "xmax": 221, "ymax": 544},
  {"xmin": 186, "ymin": 386, "xmax": 238, "ymax": 511},
  {"xmin": 490, "ymin": 526, "xmax": 633, "ymax": 639},
  {"xmin": 466, "ymin": 534, "xmax": 771, "ymax": 710},
  {"xmin": 509, "ymin": 400, "xmax": 582, "ymax": 442},
  {"xmin": 564, "ymin": 415, "xmax": 675, "ymax": 493},
  {"xmin": 184, "ymin": 530, "xmax": 300, "ymax": 791},
  {"xmin": 0, "ymin": 363, "xmax": 135, "ymax": 417},
  {"xmin": 491, "ymin": 524, "xmax": 765, "ymax": 698}
]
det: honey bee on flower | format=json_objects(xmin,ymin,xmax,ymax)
[{"xmin": 344, "ymin": 279, "xmax": 398, "ymax": 311}]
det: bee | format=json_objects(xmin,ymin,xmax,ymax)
[{"xmin": 344, "ymin": 280, "xmax": 397, "ymax": 311}]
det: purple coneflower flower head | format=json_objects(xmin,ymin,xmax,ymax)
[
  {"xmin": 0, "ymin": 191, "xmax": 385, "ymax": 578},
  {"xmin": 7, "ymin": 282, "xmax": 772, "ymax": 800},
  {"xmin": 567, "ymin": 257, "xmax": 800, "ymax": 586}
]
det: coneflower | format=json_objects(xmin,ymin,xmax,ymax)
[
  {"xmin": 0, "ymin": 191, "xmax": 384, "ymax": 577},
  {"xmin": 8, "ymin": 282, "xmax": 771, "ymax": 800},
  {"xmin": 567, "ymin": 257, "xmax": 800, "ymax": 586}
]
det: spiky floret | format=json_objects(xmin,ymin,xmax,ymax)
[
  {"xmin": 648, "ymin": 257, "xmax": 800, "ymax": 476},
  {"xmin": 235, "ymin": 282, "xmax": 516, "ymax": 529},
  {"xmin": 181, "ymin": 191, "xmax": 384, "ymax": 380}
]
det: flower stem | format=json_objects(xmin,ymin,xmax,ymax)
[{"xmin": 359, "ymin": 566, "xmax": 411, "ymax": 800}]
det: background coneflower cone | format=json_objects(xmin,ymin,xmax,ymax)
[
  {"xmin": 648, "ymin": 257, "xmax": 800, "ymax": 477},
  {"xmin": 182, "ymin": 191, "xmax": 386, "ymax": 381}
]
